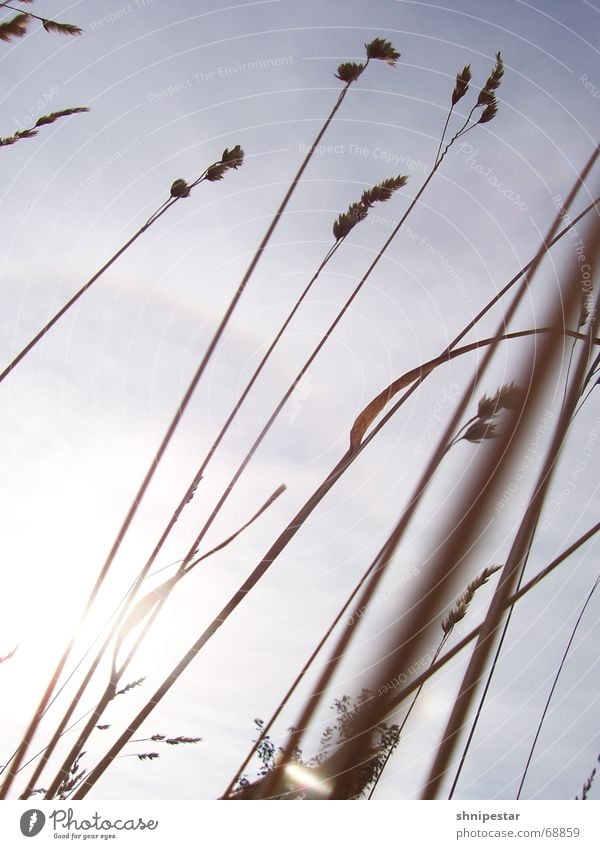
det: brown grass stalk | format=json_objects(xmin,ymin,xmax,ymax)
[
  {"xmin": 33, "ymin": 176, "xmax": 403, "ymax": 797},
  {"xmin": 0, "ymin": 148, "xmax": 246, "ymax": 798},
  {"xmin": 378, "ymin": 519, "xmax": 600, "ymax": 716},
  {"xmin": 420, "ymin": 227, "xmax": 600, "ymax": 799},
  {"xmin": 14, "ymin": 46, "xmax": 396, "ymax": 796},
  {"xmin": 261, "ymin": 148, "xmax": 600, "ymax": 799},
  {"xmin": 0, "ymin": 107, "xmax": 89, "ymax": 147},
  {"xmin": 515, "ymin": 573, "xmax": 600, "ymax": 799}
]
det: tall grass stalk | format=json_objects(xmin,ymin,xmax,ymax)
[
  {"xmin": 447, "ymin": 316, "xmax": 600, "ymax": 799},
  {"xmin": 0, "ymin": 148, "xmax": 242, "ymax": 385},
  {"xmin": 39, "ymin": 485, "xmax": 287, "ymax": 799},
  {"xmin": 73, "ymin": 249, "xmax": 599, "ymax": 798},
  {"xmin": 36, "ymin": 176, "xmax": 407, "ymax": 799},
  {"xmin": 8, "ymin": 40, "xmax": 400, "ymax": 799},
  {"xmin": 516, "ymin": 574, "xmax": 600, "ymax": 799},
  {"xmin": 359, "ymin": 520, "xmax": 600, "ymax": 729},
  {"xmin": 421, "ymin": 224, "xmax": 600, "ymax": 799},
  {"xmin": 59, "ymin": 60, "xmax": 514, "ymax": 796},
  {"xmin": 366, "ymin": 566, "xmax": 502, "ymax": 799},
  {"xmin": 262, "ymin": 150, "xmax": 600, "ymax": 799},
  {"xmin": 18, "ymin": 327, "xmax": 594, "ymax": 796},
  {"xmin": 0, "ymin": 147, "xmax": 248, "ymax": 798},
  {"xmin": 221, "ymin": 323, "xmax": 598, "ymax": 797}
]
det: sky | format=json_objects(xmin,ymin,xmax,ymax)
[{"xmin": 0, "ymin": 0, "xmax": 599, "ymax": 802}]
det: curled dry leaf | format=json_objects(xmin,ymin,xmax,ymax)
[
  {"xmin": 349, "ymin": 362, "xmax": 438, "ymax": 450},
  {"xmin": 117, "ymin": 575, "xmax": 179, "ymax": 645}
]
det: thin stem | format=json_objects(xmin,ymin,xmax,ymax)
[
  {"xmin": 421, "ymin": 239, "xmax": 600, "ymax": 799},
  {"xmin": 433, "ymin": 105, "xmax": 454, "ymax": 168},
  {"xmin": 79, "ymin": 515, "xmax": 600, "ymax": 801},
  {"xmin": 62, "ymin": 154, "xmax": 600, "ymax": 802},
  {"xmin": 301, "ymin": 155, "xmax": 600, "ymax": 801},
  {"xmin": 367, "ymin": 634, "xmax": 449, "ymax": 799},
  {"xmin": 222, "ymin": 324, "xmax": 599, "ymax": 797},
  {"xmin": 42, "ymin": 485, "xmax": 286, "ymax": 800},
  {"xmin": 516, "ymin": 575, "xmax": 600, "ymax": 799},
  {"xmin": 34, "ymin": 240, "xmax": 340, "ymax": 799},
  {"xmin": 19, "ymin": 76, "xmax": 360, "ymax": 800},
  {"xmin": 74, "ymin": 321, "xmax": 598, "ymax": 799},
  {"xmin": 357, "ymin": 195, "xmax": 600, "ymax": 452},
  {"xmin": 0, "ymin": 198, "xmax": 174, "ymax": 384},
  {"xmin": 1, "ymin": 3, "xmax": 54, "ymax": 23},
  {"xmin": 380, "ymin": 520, "xmax": 600, "ymax": 716}
]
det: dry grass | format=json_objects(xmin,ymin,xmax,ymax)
[{"xmin": 1, "ymin": 23, "xmax": 599, "ymax": 803}]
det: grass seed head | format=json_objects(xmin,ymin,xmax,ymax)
[
  {"xmin": 206, "ymin": 144, "xmax": 245, "ymax": 181},
  {"xmin": 42, "ymin": 20, "xmax": 82, "ymax": 36},
  {"xmin": 451, "ymin": 64, "xmax": 472, "ymax": 105},
  {"xmin": 170, "ymin": 179, "xmax": 191, "ymax": 198},
  {"xmin": 463, "ymin": 419, "xmax": 498, "ymax": 443},
  {"xmin": 476, "ymin": 51, "xmax": 504, "ymax": 107},
  {"xmin": 0, "ymin": 13, "xmax": 30, "ymax": 42},
  {"xmin": 365, "ymin": 38, "xmax": 400, "ymax": 65},
  {"xmin": 335, "ymin": 61, "xmax": 365, "ymax": 83}
]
